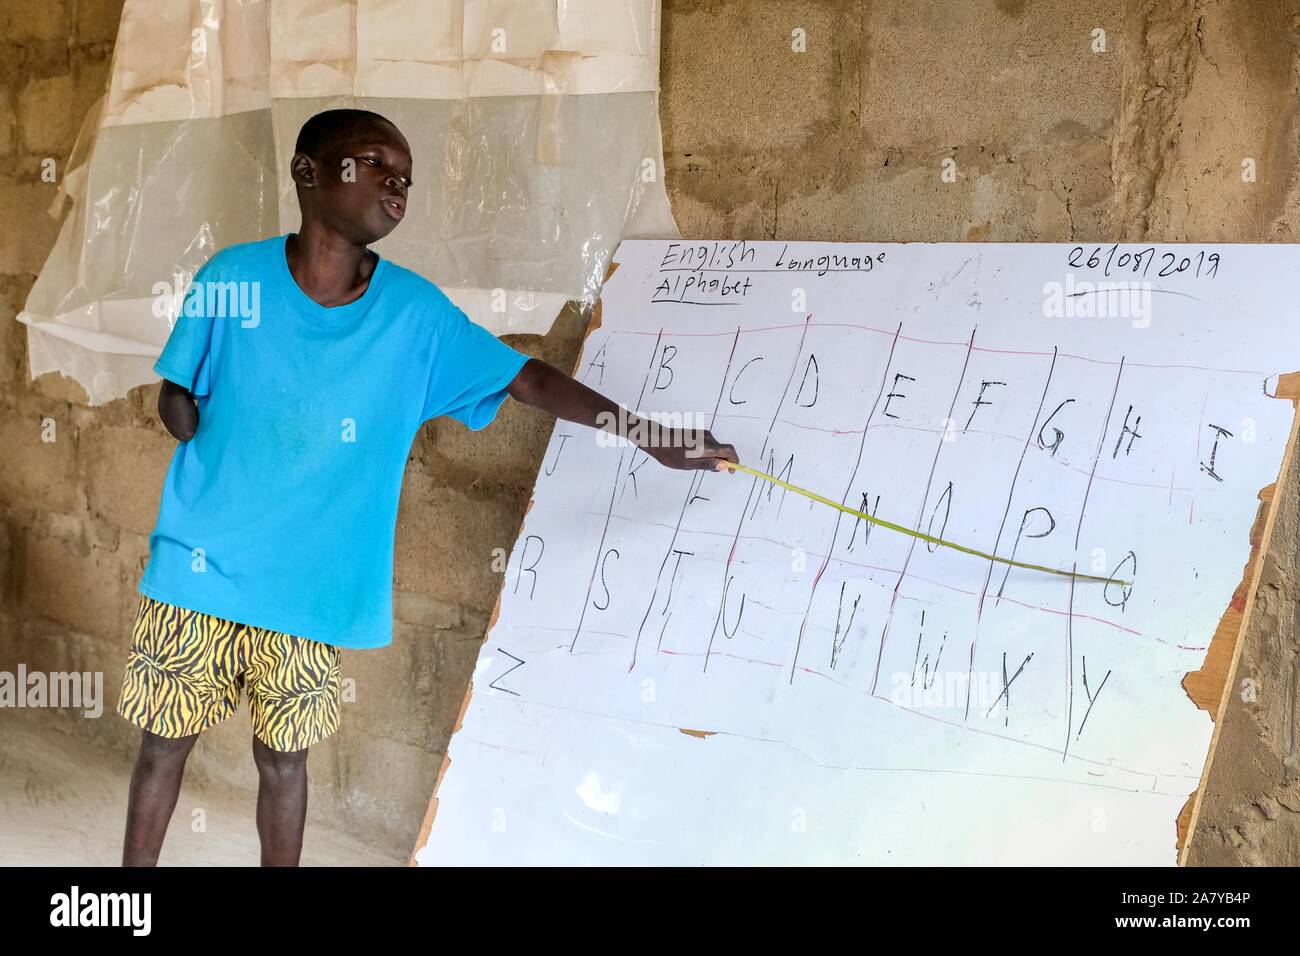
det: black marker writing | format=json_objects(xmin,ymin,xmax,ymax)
[
  {"xmin": 1076, "ymin": 656, "xmax": 1112, "ymax": 740},
  {"xmin": 620, "ymin": 451, "xmax": 651, "ymax": 503},
  {"xmin": 749, "ymin": 451, "xmax": 794, "ymax": 519},
  {"xmin": 882, "ymin": 373, "xmax": 915, "ymax": 420},
  {"xmin": 846, "ymin": 492, "xmax": 881, "ymax": 552},
  {"xmin": 488, "ymin": 649, "xmax": 525, "ymax": 696},
  {"xmin": 720, "ymin": 575, "xmax": 745, "ymax": 639},
  {"xmin": 1037, "ymin": 399, "xmax": 1075, "ymax": 456},
  {"xmin": 1200, "ymin": 424, "xmax": 1232, "ymax": 482},
  {"xmin": 996, "ymin": 507, "xmax": 1055, "ymax": 604},
  {"xmin": 661, "ymin": 549, "xmax": 693, "ymax": 614},
  {"xmin": 584, "ymin": 344, "xmax": 606, "ymax": 386},
  {"xmin": 925, "ymin": 482, "xmax": 953, "ymax": 554},
  {"xmin": 965, "ymin": 380, "xmax": 1005, "ymax": 431},
  {"xmin": 985, "ymin": 651, "xmax": 1034, "ymax": 724},
  {"xmin": 1112, "ymin": 405, "xmax": 1142, "ymax": 458},
  {"xmin": 830, "ymin": 581, "xmax": 861, "ymax": 670},
  {"xmin": 1104, "ymin": 551, "xmax": 1136, "ymax": 610},
  {"xmin": 592, "ymin": 548, "xmax": 619, "ymax": 610},
  {"xmin": 729, "ymin": 357, "xmax": 764, "ymax": 405},
  {"xmin": 911, "ymin": 611, "xmax": 947, "ymax": 692},
  {"xmin": 794, "ymin": 354, "xmax": 819, "ymax": 407},
  {"xmin": 514, "ymin": 535, "xmax": 544, "ymax": 599},
  {"xmin": 654, "ymin": 345, "xmax": 676, "ymax": 391},
  {"xmin": 543, "ymin": 434, "xmax": 570, "ymax": 476}
]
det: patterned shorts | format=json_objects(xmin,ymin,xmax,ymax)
[{"xmin": 117, "ymin": 594, "xmax": 342, "ymax": 752}]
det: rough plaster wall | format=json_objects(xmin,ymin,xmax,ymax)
[{"xmin": 2, "ymin": 0, "xmax": 1300, "ymax": 863}]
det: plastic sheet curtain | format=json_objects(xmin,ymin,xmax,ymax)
[{"xmin": 17, "ymin": 0, "xmax": 678, "ymax": 405}]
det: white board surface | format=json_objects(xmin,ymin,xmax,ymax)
[{"xmin": 415, "ymin": 240, "xmax": 1300, "ymax": 865}]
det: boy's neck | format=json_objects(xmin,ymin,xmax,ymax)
[{"xmin": 285, "ymin": 225, "xmax": 378, "ymax": 308}]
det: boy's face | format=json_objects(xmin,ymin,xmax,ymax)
[{"xmin": 294, "ymin": 119, "xmax": 413, "ymax": 244}]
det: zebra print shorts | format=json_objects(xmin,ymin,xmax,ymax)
[{"xmin": 117, "ymin": 594, "xmax": 342, "ymax": 752}]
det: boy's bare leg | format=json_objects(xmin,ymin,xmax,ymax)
[
  {"xmin": 122, "ymin": 729, "xmax": 200, "ymax": 866},
  {"xmin": 252, "ymin": 737, "xmax": 309, "ymax": 866}
]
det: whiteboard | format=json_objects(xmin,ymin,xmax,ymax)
[{"xmin": 414, "ymin": 240, "xmax": 1300, "ymax": 865}]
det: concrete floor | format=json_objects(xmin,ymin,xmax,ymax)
[{"xmin": 0, "ymin": 709, "xmax": 403, "ymax": 866}]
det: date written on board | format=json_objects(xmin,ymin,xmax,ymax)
[{"xmin": 1068, "ymin": 244, "xmax": 1221, "ymax": 280}]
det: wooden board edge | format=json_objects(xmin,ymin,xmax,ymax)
[
  {"xmin": 408, "ymin": 256, "xmax": 619, "ymax": 866},
  {"xmin": 1176, "ymin": 371, "xmax": 1300, "ymax": 864}
]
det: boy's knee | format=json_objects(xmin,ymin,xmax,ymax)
[
  {"xmin": 253, "ymin": 739, "xmax": 308, "ymax": 779},
  {"xmin": 137, "ymin": 730, "xmax": 198, "ymax": 768}
]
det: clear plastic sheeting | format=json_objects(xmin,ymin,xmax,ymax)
[{"xmin": 18, "ymin": 0, "xmax": 678, "ymax": 405}]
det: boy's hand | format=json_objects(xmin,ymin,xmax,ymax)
[{"xmin": 645, "ymin": 429, "xmax": 739, "ymax": 472}]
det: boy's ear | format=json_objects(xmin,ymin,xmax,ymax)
[{"xmin": 290, "ymin": 152, "xmax": 317, "ymax": 189}]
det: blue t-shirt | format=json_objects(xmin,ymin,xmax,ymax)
[{"xmin": 140, "ymin": 233, "xmax": 530, "ymax": 649}]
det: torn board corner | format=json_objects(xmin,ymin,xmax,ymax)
[
  {"xmin": 1176, "ymin": 370, "xmax": 1300, "ymax": 862},
  {"xmin": 409, "ymin": 751, "xmax": 453, "ymax": 866}
]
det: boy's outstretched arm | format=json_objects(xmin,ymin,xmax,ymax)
[
  {"xmin": 158, "ymin": 379, "xmax": 199, "ymax": 442},
  {"xmin": 507, "ymin": 358, "xmax": 739, "ymax": 472}
]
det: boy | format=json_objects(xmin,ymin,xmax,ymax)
[{"xmin": 118, "ymin": 108, "xmax": 738, "ymax": 866}]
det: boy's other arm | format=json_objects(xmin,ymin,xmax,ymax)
[
  {"xmin": 506, "ymin": 358, "xmax": 738, "ymax": 472},
  {"xmin": 158, "ymin": 379, "xmax": 199, "ymax": 442}
]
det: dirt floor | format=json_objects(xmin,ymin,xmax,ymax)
[{"xmin": 0, "ymin": 708, "xmax": 402, "ymax": 866}]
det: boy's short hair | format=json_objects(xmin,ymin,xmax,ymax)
[{"xmin": 294, "ymin": 108, "xmax": 395, "ymax": 159}]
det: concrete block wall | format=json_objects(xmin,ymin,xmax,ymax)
[{"xmin": 3, "ymin": 0, "xmax": 1299, "ymax": 863}]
